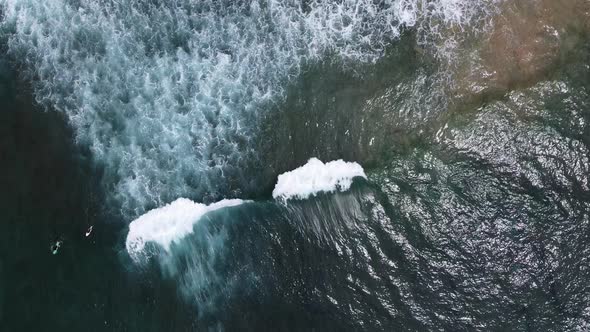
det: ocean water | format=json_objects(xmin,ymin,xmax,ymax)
[{"xmin": 1, "ymin": 0, "xmax": 590, "ymax": 331}]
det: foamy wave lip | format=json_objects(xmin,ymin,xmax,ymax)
[
  {"xmin": 272, "ymin": 158, "xmax": 366, "ymax": 200},
  {"xmin": 126, "ymin": 198, "xmax": 244, "ymax": 259}
]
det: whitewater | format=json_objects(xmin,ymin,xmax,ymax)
[{"xmin": 0, "ymin": 0, "xmax": 498, "ymax": 217}]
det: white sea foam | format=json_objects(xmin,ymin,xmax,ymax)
[
  {"xmin": 0, "ymin": 0, "xmax": 498, "ymax": 217},
  {"xmin": 272, "ymin": 158, "xmax": 366, "ymax": 200},
  {"xmin": 126, "ymin": 198, "xmax": 244, "ymax": 259}
]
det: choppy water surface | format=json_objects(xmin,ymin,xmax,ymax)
[{"xmin": 1, "ymin": 0, "xmax": 589, "ymax": 331}]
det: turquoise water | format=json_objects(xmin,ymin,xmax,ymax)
[{"xmin": 1, "ymin": 0, "xmax": 590, "ymax": 330}]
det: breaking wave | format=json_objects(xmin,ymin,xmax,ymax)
[
  {"xmin": 272, "ymin": 158, "xmax": 366, "ymax": 200},
  {"xmin": 124, "ymin": 158, "xmax": 371, "ymax": 318},
  {"xmin": 127, "ymin": 157, "xmax": 364, "ymax": 261},
  {"xmin": 126, "ymin": 197, "xmax": 246, "ymax": 260}
]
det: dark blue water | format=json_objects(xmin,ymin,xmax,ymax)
[{"xmin": 1, "ymin": 0, "xmax": 590, "ymax": 331}]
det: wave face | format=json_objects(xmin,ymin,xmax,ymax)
[{"xmin": 0, "ymin": 0, "xmax": 497, "ymax": 217}]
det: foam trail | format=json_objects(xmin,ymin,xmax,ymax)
[
  {"xmin": 126, "ymin": 198, "xmax": 244, "ymax": 260},
  {"xmin": 273, "ymin": 158, "xmax": 366, "ymax": 200}
]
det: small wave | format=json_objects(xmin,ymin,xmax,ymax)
[
  {"xmin": 126, "ymin": 197, "xmax": 245, "ymax": 260},
  {"xmin": 272, "ymin": 158, "xmax": 366, "ymax": 200}
]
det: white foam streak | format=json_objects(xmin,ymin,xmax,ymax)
[
  {"xmin": 272, "ymin": 158, "xmax": 366, "ymax": 200},
  {"xmin": 126, "ymin": 198, "xmax": 244, "ymax": 259}
]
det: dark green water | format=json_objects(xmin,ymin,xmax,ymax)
[{"xmin": 1, "ymin": 1, "xmax": 590, "ymax": 331}]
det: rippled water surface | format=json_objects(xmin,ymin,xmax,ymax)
[{"xmin": 1, "ymin": 0, "xmax": 589, "ymax": 331}]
